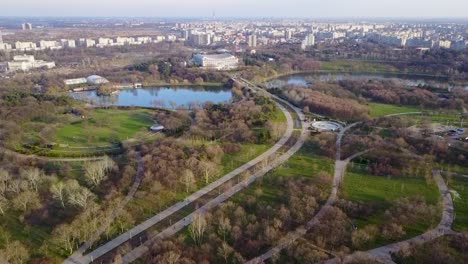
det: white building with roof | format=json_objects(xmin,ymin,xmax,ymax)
[
  {"xmin": 193, "ymin": 53, "xmax": 238, "ymax": 70},
  {"xmin": 86, "ymin": 75, "xmax": 109, "ymax": 84},
  {"xmin": 14, "ymin": 41, "xmax": 37, "ymax": 51},
  {"xmin": 60, "ymin": 39, "xmax": 76, "ymax": 48},
  {"xmin": 39, "ymin": 40, "xmax": 61, "ymax": 50},
  {"xmin": 7, "ymin": 55, "xmax": 55, "ymax": 72}
]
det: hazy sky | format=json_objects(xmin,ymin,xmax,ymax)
[{"xmin": 1, "ymin": 0, "xmax": 467, "ymax": 18}]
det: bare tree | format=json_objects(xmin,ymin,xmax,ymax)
[
  {"xmin": 180, "ymin": 169, "xmax": 196, "ymax": 193},
  {"xmin": 0, "ymin": 195, "xmax": 8, "ymax": 215},
  {"xmin": 0, "ymin": 169, "xmax": 11, "ymax": 195},
  {"xmin": 218, "ymin": 217, "xmax": 231, "ymax": 242},
  {"xmin": 12, "ymin": 191, "xmax": 41, "ymax": 212},
  {"xmin": 84, "ymin": 156, "xmax": 115, "ymax": 187},
  {"xmin": 217, "ymin": 242, "xmax": 234, "ymax": 263},
  {"xmin": 50, "ymin": 182, "xmax": 66, "ymax": 208},
  {"xmin": 189, "ymin": 213, "xmax": 207, "ymax": 246},
  {"xmin": 65, "ymin": 180, "xmax": 95, "ymax": 208},
  {"xmin": 20, "ymin": 167, "xmax": 42, "ymax": 192}
]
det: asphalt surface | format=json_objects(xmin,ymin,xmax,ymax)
[{"xmin": 64, "ymin": 78, "xmax": 299, "ymax": 264}]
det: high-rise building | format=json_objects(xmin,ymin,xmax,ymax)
[
  {"xmin": 247, "ymin": 34, "xmax": 257, "ymax": 47},
  {"xmin": 21, "ymin": 23, "xmax": 33, "ymax": 30},
  {"xmin": 301, "ymin": 33, "xmax": 315, "ymax": 50},
  {"xmin": 285, "ymin": 30, "xmax": 293, "ymax": 40},
  {"xmin": 0, "ymin": 30, "xmax": 3, "ymax": 43},
  {"xmin": 190, "ymin": 32, "xmax": 211, "ymax": 46}
]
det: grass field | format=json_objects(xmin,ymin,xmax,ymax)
[
  {"xmin": 320, "ymin": 60, "xmax": 399, "ymax": 73},
  {"xmin": 368, "ymin": 103, "xmax": 422, "ymax": 117},
  {"xmin": 342, "ymin": 171, "xmax": 439, "ymax": 205},
  {"xmin": 448, "ymin": 176, "xmax": 468, "ymax": 232},
  {"xmin": 341, "ymin": 170, "xmax": 440, "ymax": 248},
  {"xmin": 231, "ymin": 139, "xmax": 334, "ymax": 209},
  {"xmin": 55, "ymin": 108, "xmax": 155, "ymax": 147}
]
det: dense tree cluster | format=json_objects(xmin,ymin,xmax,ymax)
[
  {"xmin": 187, "ymin": 97, "xmax": 278, "ymax": 144},
  {"xmin": 339, "ymin": 79, "xmax": 465, "ymax": 109},
  {"xmin": 142, "ymin": 173, "xmax": 331, "ymax": 263},
  {"xmin": 279, "ymin": 86, "xmax": 368, "ymax": 120}
]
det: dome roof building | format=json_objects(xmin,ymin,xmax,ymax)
[{"xmin": 86, "ymin": 75, "xmax": 109, "ymax": 85}]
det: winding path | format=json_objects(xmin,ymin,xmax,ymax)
[
  {"xmin": 246, "ymin": 112, "xmax": 428, "ymax": 264},
  {"xmin": 65, "ymin": 152, "xmax": 144, "ymax": 262},
  {"xmin": 246, "ymin": 122, "xmax": 363, "ymax": 264},
  {"xmin": 64, "ymin": 78, "xmax": 300, "ymax": 264},
  {"xmin": 325, "ymin": 169, "xmax": 455, "ymax": 264},
  {"xmin": 0, "ymin": 147, "xmax": 106, "ymax": 162},
  {"xmin": 120, "ymin": 79, "xmax": 308, "ymax": 263}
]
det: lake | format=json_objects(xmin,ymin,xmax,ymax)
[
  {"xmin": 267, "ymin": 72, "xmax": 468, "ymax": 91},
  {"xmin": 71, "ymin": 86, "xmax": 233, "ymax": 108}
]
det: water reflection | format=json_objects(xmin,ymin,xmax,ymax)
[{"xmin": 70, "ymin": 86, "xmax": 232, "ymax": 108}]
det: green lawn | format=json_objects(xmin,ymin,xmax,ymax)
[
  {"xmin": 320, "ymin": 60, "xmax": 399, "ymax": 73},
  {"xmin": 342, "ymin": 171, "xmax": 439, "ymax": 205},
  {"xmin": 55, "ymin": 108, "xmax": 155, "ymax": 147},
  {"xmin": 341, "ymin": 170, "xmax": 440, "ymax": 248},
  {"xmin": 231, "ymin": 139, "xmax": 334, "ymax": 207},
  {"xmin": 448, "ymin": 176, "xmax": 468, "ymax": 232},
  {"xmin": 368, "ymin": 103, "xmax": 422, "ymax": 117}
]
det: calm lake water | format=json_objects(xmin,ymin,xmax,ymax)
[
  {"xmin": 71, "ymin": 86, "xmax": 233, "ymax": 108},
  {"xmin": 267, "ymin": 72, "xmax": 468, "ymax": 90}
]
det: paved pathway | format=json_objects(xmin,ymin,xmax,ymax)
[
  {"xmin": 325, "ymin": 169, "xmax": 455, "ymax": 264},
  {"xmin": 64, "ymin": 79, "xmax": 297, "ymax": 264},
  {"xmin": 0, "ymin": 147, "xmax": 106, "ymax": 162},
  {"xmin": 65, "ymin": 152, "xmax": 144, "ymax": 263},
  {"xmin": 246, "ymin": 122, "xmax": 364, "ymax": 264},
  {"xmin": 121, "ymin": 98, "xmax": 308, "ymax": 263}
]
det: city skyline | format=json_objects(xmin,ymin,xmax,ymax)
[{"xmin": 1, "ymin": 0, "xmax": 468, "ymax": 18}]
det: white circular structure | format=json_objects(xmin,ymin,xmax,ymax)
[
  {"xmin": 311, "ymin": 121, "xmax": 343, "ymax": 132},
  {"xmin": 87, "ymin": 75, "xmax": 109, "ymax": 85}
]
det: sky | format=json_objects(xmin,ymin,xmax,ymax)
[{"xmin": 1, "ymin": 0, "xmax": 467, "ymax": 18}]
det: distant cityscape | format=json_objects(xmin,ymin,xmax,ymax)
[{"xmin": 0, "ymin": 20, "xmax": 466, "ymax": 52}]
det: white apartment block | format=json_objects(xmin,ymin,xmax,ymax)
[
  {"xmin": 97, "ymin": 38, "xmax": 114, "ymax": 48},
  {"xmin": 39, "ymin": 40, "xmax": 61, "ymax": 50},
  {"xmin": 193, "ymin": 53, "xmax": 238, "ymax": 70},
  {"xmin": 0, "ymin": 43, "xmax": 12, "ymax": 51},
  {"xmin": 136, "ymin": 36, "xmax": 153, "ymax": 44},
  {"xmin": 15, "ymin": 41, "xmax": 37, "ymax": 51},
  {"xmin": 438, "ymin": 40, "xmax": 452, "ymax": 49},
  {"xmin": 7, "ymin": 55, "xmax": 55, "ymax": 72},
  {"xmin": 60, "ymin": 39, "xmax": 76, "ymax": 48},
  {"xmin": 79, "ymin": 38, "xmax": 96, "ymax": 47}
]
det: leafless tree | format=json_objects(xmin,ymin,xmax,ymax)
[{"xmin": 189, "ymin": 213, "xmax": 207, "ymax": 246}]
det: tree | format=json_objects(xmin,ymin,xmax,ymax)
[
  {"xmin": 65, "ymin": 180, "xmax": 95, "ymax": 208},
  {"xmin": 189, "ymin": 213, "xmax": 207, "ymax": 246},
  {"xmin": 20, "ymin": 167, "xmax": 42, "ymax": 192},
  {"xmin": 218, "ymin": 217, "xmax": 231, "ymax": 242},
  {"xmin": 52, "ymin": 224, "xmax": 77, "ymax": 255},
  {"xmin": 50, "ymin": 182, "xmax": 66, "ymax": 208},
  {"xmin": 0, "ymin": 195, "xmax": 8, "ymax": 215},
  {"xmin": 0, "ymin": 169, "xmax": 11, "ymax": 195},
  {"xmin": 12, "ymin": 191, "xmax": 41, "ymax": 212},
  {"xmin": 0, "ymin": 241, "xmax": 30, "ymax": 264},
  {"xmin": 199, "ymin": 161, "xmax": 219, "ymax": 184},
  {"xmin": 84, "ymin": 156, "xmax": 114, "ymax": 187},
  {"xmin": 180, "ymin": 169, "xmax": 196, "ymax": 193},
  {"xmin": 217, "ymin": 242, "xmax": 234, "ymax": 263},
  {"xmin": 158, "ymin": 250, "xmax": 180, "ymax": 264}
]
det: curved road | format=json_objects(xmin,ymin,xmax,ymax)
[
  {"xmin": 66, "ymin": 152, "xmax": 144, "ymax": 262},
  {"xmin": 325, "ymin": 169, "xmax": 455, "ymax": 264},
  {"xmin": 120, "ymin": 81, "xmax": 308, "ymax": 263},
  {"xmin": 0, "ymin": 147, "xmax": 106, "ymax": 162},
  {"xmin": 64, "ymin": 78, "xmax": 299, "ymax": 264},
  {"xmin": 246, "ymin": 122, "xmax": 364, "ymax": 264},
  {"xmin": 246, "ymin": 112, "xmax": 425, "ymax": 264}
]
